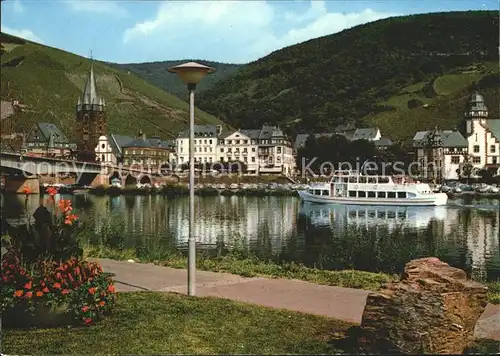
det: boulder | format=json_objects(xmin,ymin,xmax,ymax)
[{"xmin": 356, "ymin": 257, "xmax": 489, "ymax": 354}]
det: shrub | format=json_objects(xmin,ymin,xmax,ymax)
[
  {"xmin": 1, "ymin": 250, "xmax": 116, "ymax": 326},
  {"xmin": 0, "ymin": 186, "xmax": 117, "ymax": 326}
]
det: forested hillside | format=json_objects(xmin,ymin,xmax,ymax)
[
  {"xmin": 109, "ymin": 60, "xmax": 242, "ymax": 99},
  {"xmin": 0, "ymin": 33, "xmax": 228, "ymax": 140},
  {"xmin": 196, "ymin": 11, "xmax": 499, "ymax": 142}
]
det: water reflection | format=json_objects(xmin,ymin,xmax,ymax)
[{"xmin": 1, "ymin": 193, "xmax": 499, "ymax": 281}]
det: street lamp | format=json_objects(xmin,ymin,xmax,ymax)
[{"xmin": 167, "ymin": 62, "xmax": 215, "ymax": 296}]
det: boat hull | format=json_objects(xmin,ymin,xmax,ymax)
[{"xmin": 297, "ymin": 190, "xmax": 448, "ymax": 206}]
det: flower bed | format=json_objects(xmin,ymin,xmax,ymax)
[{"xmin": 1, "ymin": 186, "xmax": 117, "ymax": 327}]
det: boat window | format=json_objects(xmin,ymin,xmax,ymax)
[
  {"xmin": 387, "ymin": 211, "xmax": 396, "ymax": 218},
  {"xmin": 407, "ymin": 192, "xmax": 416, "ymax": 198},
  {"xmin": 342, "ymin": 177, "xmax": 349, "ymax": 183},
  {"xmin": 359, "ymin": 177, "xmax": 367, "ymax": 183},
  {"xmin": 377, "ymin": 192, "xmax": 386, "ymax": 198},
  {"xmin": 379, "ymin": 177, "xmax": 390, "ymax": 184},
  {"xmin": 314, "ymin": 190, "xmax": 321, "ymax": 195},
  {"xmin": 388, "ymin": 192, "xmax": 396, "ymax": 198},
  {"xmin": 377, "ymin": 211, "xmax": 386, "ymax": 218},
  {"xmin": 397, "ymin": 212, "xmax": 406, "ymax": 219},
  {"xmin": 368, "ymin": 177, "xmax": 377, "ymax": 184},
  {"xmin": 368, "ymin": 210, "xmax": 376, "ymax": 218},
  {"xmin": 308, "ymin": 189, "xmax": 314, "ymax": 194},
  {"xmin": 397, "ymin": 192, "xmax": 407, "ymax": 198},
  {"xmin": 358, "ymin": 191, "xmax": 366, "ymax": 198},
  {"xmin": 322, "ymin": 190, "xmax": 329, "ymax": 196},
  {"xmin": 348, "ymin": 177, "xmax": 358, "ymax": 183},
  {"xmin": 368, "ymin": 191, "xmax": 376, "ymax": 198},
  {"xmin": 348, "ymin": 191, "xmax": 356, "ymax": 197},
  {"xmin": 349, "ymin": 211, "xmax": 357, "ymax": 218},
  {"xmin": 358, "ymin": 211, "xmax": 366, "ymax": 218}
]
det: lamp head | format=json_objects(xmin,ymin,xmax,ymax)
[{"xmin": 167, "ymin": 61, "xmax": 216, "ymax": 85}]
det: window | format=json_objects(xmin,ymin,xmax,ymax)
[
  {"xmin": 277, "ymin": 147, "xmax": 282, "ymax": 153},
  {"xmin": 473, "ymin": 156, "xmax": 481, "ymax": 164},
  {"xmin": 358, "ymin": 191, "xmax": 366, "ymax": 198},
  {"xmin": 377, "ymin": 192, "xmax": 386, "ymax": 198},
  {"xmin": 378, "ymin": 177, "xmax": 389, "ymax": 184},
  {"xmin": 359, "ymin": 177, "xmax": 367, "ymax": 183},
  {"xmin": 220, "ymin": 148, "xmax": 224, "ymax": 152},
  {"xmin": 322, "ymin": 190, "xmax": 329, "ymax": 196},
  {"xmin": 209, "ymin": 140, "xmax": 212, "ymax": 144},
  {"xmin": 101, "ymin": 155, "xmax": 105, "ymax": 161},
  {"xmin": 388, "ymin": 192, "xmax": 396, "ymax": 198},
  {"xmin": 493, "ymin": 157, "xmax": 498, "ymax": 164},
  {"xmin": 251, "ymin": 157, "xmax": 255, "ymax": 162},
  {"xmin": 101, "ymin": 143, "xmax": 105, "ymax": 149},
  {"xmin": 367, "ymin": 177, "xmax": 377, "ymax": 184},
  {"xmin": 204, "ymin": 139, "xmax": 207, "ymax": 144},
  {"xmin": 348, "ymin": 191, "xmax": 356, "ymax": 197},
  {"xmin": 236, "ymin": 140, "xmax": 240, "ymax": 144},
  {"xmin": 368, "ymin": 191, "xmax": 376, "ymax": 198},
  {"xmin": 474, "ymin": 145, "xmax": 480, "ymax": 153},
  {"xmin": 204, "ymin": 147, "xmax": 207, "ymax": 152},
  {"xmin": 348, "ymin": 176, "xmax": 358, "ymax": 183},
  {"xmin": 252, "ymin": 148, "xmax": 256, "ymax": 152},
  {"xmin": 491, "ymin": 145, "xmax": 496, "ymax": 153},
  {"xmin": 451, "ymin": 156, "xmax": 460, "ymax": 164},
  {"xmin": 397, "ymin": 192, "xmax": 407, "ymax": 198}
]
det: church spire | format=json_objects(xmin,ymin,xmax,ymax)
[{"xmin": 82, "ymin": 59, "xmax": 100, "ymax": 105}]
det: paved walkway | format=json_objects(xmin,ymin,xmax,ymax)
[{"xmin": 97, "ymin": 258, "xmax": 500, "ymax": 341}]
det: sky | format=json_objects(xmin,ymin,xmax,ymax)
[{"xmin": 1, "ymin": 0, "xmax": 497, "ymax": 64}]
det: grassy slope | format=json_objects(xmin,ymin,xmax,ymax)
[
  {"xmin": 0, "ymin": 33, "xmax": 228, "ymax": 140},
  {"xmin": 1, "ymin": 292, "xmax": 350, "ymax": 355},
  {"xmin": 195, "ymin": 11, "xmax": 499, "ymax": 142},
  {"xmin": 365, "ymin": 61, "xmax": 499, "ymax": 143},
  {"xmin": 109, "ymin": 60, "xmax": 243, "ymax": 99}
]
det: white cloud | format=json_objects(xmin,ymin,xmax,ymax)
[
  {"xmin": 122, "ymin": 0, "xmax": 400, "ymax": 63},
  {"xmin": 67, "ymin": 0, "xmax": 128, "ymax": 17},
  {"xmin": 1, "ymin": 26, "xmax": 44, "ymax": 44}
]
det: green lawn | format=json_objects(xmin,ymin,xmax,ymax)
[{"xmin": 1, "ymin": 292, "xmax": 351, "ymax": 355}]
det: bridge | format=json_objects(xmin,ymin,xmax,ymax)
[{"xmin": 0, "ymin": 152, "xmax": 167, "ymax": 193}]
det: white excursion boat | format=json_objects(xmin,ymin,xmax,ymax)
[{"xmin": 298, "ymin": 170, "xmax": 448, "ymax": 206}]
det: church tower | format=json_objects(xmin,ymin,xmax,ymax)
[
  {"xmin": 75, "ymin": 58, "xmax": 107, "ymax": 161},
  {"xmin": 465, "ymin": 92, "xmax": 488, "ymax": 135}
]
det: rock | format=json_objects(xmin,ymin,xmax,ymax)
[{"xmin": 356, "ymin": 257, "xmax": 489, "ymax": 354}]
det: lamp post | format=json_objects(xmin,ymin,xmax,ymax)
[{"xmin": 167, "ymin": 62, "xmax": 215, "ymax": 296}]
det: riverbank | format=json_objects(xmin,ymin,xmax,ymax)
[
  {"xmin": 82, "ymin": 246, "xmax": 500, "ymax": 304},
  {"xmin": 446, "ymin": 191, "xmax": 500, "ymax": 200},
  {"xmin": 87, "ymin": 184, "xmax": 299, "ymax": 197}
]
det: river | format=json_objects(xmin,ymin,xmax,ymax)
[{"xmin": 2, "ymin": 193, "xmax": 499, "ymax": 281}]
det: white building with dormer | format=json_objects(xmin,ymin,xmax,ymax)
[{"xmin": 465, "ymin": 93, "xmax": 500, "ymax": 175}]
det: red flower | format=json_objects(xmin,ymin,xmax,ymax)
[
  {"xmin": 22, "ymin": 186, "xmax": 32, "ymax": 195},
  {"xmin": 88, "ymin": 287, "xmax": 96, "ymax": 295},
  {"xmin": 46, "ymin": 186, "xmax": 58, "ymax": 196},
  {"xmin": 98, "ymin": 300, "xmax": 105, "ymax": 306},
  {"xmin": 107, "ymin": 285, "xmax": 115, "ymax": 293},
  {"xmin": 61, "ymin": 289, "xmax": 70, "ymax": 295},
  {"xmin": 64, "ymin": 214, "xmax": 78, "ymax": 225},
  {"xmin": 58, "ymin": 199, "xmax": 73, "ymax": 213},
  {"xmin": 25, "ymin": 291, "xmax": 33, "ymax": 298},
  {"xmin": 24, "ymin": 281, "xmax": 32, "ymax": 289},
  {"xmin": 53, "ymin": 282, "xmax": 61, "ymax": 289},
  {"xmin": 35, "ymin": 291, "xmax": 44, "ymax": 297},
  {"xmin": 82, "ymin": 306, "xmax": 89, "ymax": 312},
  {"xmin": 14, "ymin": 290, "xmax": 23, "ymax": 297},
  {"xmin": 42, "ymin": 287, "xmax": 50, "ymax": 293},
  {"xmin": 84, "ymin": 318, "xmax": 92, "ymax": 325}
]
